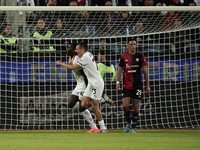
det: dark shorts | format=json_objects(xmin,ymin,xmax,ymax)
[{"xmin": 122, "ymin": 88, "xmax": 143, "ymax": 100}]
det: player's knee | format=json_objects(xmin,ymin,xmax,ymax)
[
  {"xmin": 132, "ymin": 104, "xmax": 139, "ymax": 110},
  {"xmin": 123, "ymin": 107, "xmax": 129, "ymax": 112},
  {"xmin": 122, "ymin": 104, "xmax": 129, "ymax": 111}
]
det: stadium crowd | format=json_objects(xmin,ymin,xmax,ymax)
[{"xmin": 0, "ymin": 0, "xmax": 200, "ymax": 55}]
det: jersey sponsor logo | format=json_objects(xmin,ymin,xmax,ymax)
[
  {"xmin": 136, "ymin": 58, "xmax": 139, "ymax": 62},
  {"xmin": 128, "ymin": 70, "xmax": 136, "ymax": 73},
  {"xmin": 131, "ymin": 65, "xmax": 139, "ymax": 67}
]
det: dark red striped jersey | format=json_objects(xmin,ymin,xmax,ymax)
[{"xmin": 119, "ymin": 51, "xmax": 147, "ymax": 89}]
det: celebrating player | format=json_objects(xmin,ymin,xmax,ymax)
[
  {"xmin": 65, "ymin": 43, "xmax": 98, "ymax": 132},
  {"xmin": 116, "ymin": 38, "xmax": 151, "ymax": 133},
  {"xmin": 57, "ymin": 42, "xmax": 109, "ymax": 133}
]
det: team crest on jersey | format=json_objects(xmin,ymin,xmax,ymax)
[
  {"xmin": 136, "ymin": 58, "xmax": 139, "ymax": 62},
  {"xmin": 126, "ymin": 63, "xmax": 131, "ymax": 69}
]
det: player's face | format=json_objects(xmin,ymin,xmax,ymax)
[
  {"xmin": 135, "ymin": 22, "xmax": 143, "ymax": 33},
  {"xmin": 4, "ymin": 26, "xmax": 12, "ymax": 34},
  {"xmin": 48, "ymin": 0, "xmax": 57, "ymax": 6},
  {"xmin": 56, "ymin": 19, "xmax": 62, "ymax": 28},
  {"xmin": 75, "ymin": 45, "xmax": 83, "ymax": 57},
  {"xmin": 145, "ymin": 0, "xmax": 154, "ymax": 6},
  {"xmin": 37, "ymin": 20, "xmax": 45, "ymax": 28},
  {"xmin": 70, "ymin": 1, "xmax": 78, "ymax": 6},
  {"xmin": 127, "ymin": 40, "xmax": 137, "ymax": 53},
  {"xmin": 66, "ymin": 45, "xmax": 75, "ymax": 56}
]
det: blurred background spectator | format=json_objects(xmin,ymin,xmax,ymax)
[
  {"xmin": 51, "ymin": 18, "xmax": 68, "ymax": 51},
  {"xmin": 194, "ymin": 0, "xmax": 200, "ymax": 6},
  {"xmin": 0, "ymin": 24, "xmax": 17, "ymax": 53},
  {"xmin": 64, "ymin": 1, "xmax": 88, "ymax": 37},
  {"xmin": 17, "ymin": 0, "xmax": 35, "ymax": 14},
  {"xmin": 56, "ymin": 0, "xmax": 70, "ymax": 6},
  {"xmin": 40, "ymin": 0, "xmax": 64, "ymax": 30},
  {"xmin": 94, "ymin": 0, "xmax": 108, "ymax": 6},
  {"xmin": 97, "ymin": 50, "xmax": 116, "ymax": 82},
  {"xmin": 92, "ymin": 38, "xmax": 116, "ymax": 60},
  {"xmin": 162, "ymin": 1, "xmax": 181, "ymax": 30},
  {"xmin": 112, "ymin": 0, "xmax": 132, "ymax": 6},
  {"xmin": 32, "ymin": 19, "xmax": 55, "ymax": 52}
]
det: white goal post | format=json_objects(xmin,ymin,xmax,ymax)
[{"xmin": 0, "ymin": 6, "xmax": 200, "ymax": 130}]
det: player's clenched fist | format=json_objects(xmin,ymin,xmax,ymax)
[{"xmin": 56, "ymin": 61, "xmax": 62, "ymax": 65}]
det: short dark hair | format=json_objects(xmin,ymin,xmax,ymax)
[
  {"xmin": 189, "ymin": 1, "xmax": 197, "ymax": 6},
  {"xmin": 128, "ymin": 38, "xmax": 137, "ymax": 44},
  {"xmin": 78, "ymin": 42, "xmax": 88, "ymax": 51},
  {"xmin": 68, "ymin": 43, "xmax": 77, "ymax": 50}
]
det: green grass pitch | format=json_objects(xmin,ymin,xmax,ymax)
[{"xmin": 0, "ymin": 130, "xmax": 199, "ymax": 150}]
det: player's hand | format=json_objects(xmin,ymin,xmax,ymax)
[
  {"xmin": 68, "ymin": 57, "xmax": 72, "ymax": 65},
  {"xmin": 56, "ymin": 61, "xmax": 62, "ymax": 66},
  {"xmin": 116, "ymin": 84, "xmax": 120, "ymax": 90},
  {"xmin": 146, "ymin": 86, "xmax": 151, "ymax": 94}
]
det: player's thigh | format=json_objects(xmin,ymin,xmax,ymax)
[
  {"xmin": 69, "ymin": 90, "xmax": 79, "ymax": 108},
  {"xmin": 123, "ymin": 88, "xmax": 142, "ymax": 100},
  {"xmin": 91, "ymin": 84, "xmax": 104, "ymax": 100},
  {"xmin": 83, "ymin": 83, "xmax": 92, "ymax": 98},
  {"xmin": 84, "ymin": 83, "xmax": 104, "ymax": 100},
  {"xmin": 73, "ymin": 85, "xmax": 85, "ymax": 101},
  {"xmin": 81, "ymin": 96, "xmax": 92, "ymax": 109},
  {"xmin": 122, "ymin": 97, "xmax": 131, "ymax": 108},
  {"xmin": 132, "ymin": 88, "xmax": 142, "ymax": 110},
  {"xmin": 122, "ymin": 88, "xmax": 133, "ymax": 107}
]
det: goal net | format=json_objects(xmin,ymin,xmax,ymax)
[{"xmin": 0, "ymin": 6, "xmax": 200, "ymax": 130}]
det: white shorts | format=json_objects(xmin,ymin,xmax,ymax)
[
  {"xmin": 83, "ymin": 82, "xmax": 104, "ymax": 100},
  {"xmin": 71, "ymin": 86, "xmax": 85, "ymax": 101}
]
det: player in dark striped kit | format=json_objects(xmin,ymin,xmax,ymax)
[{"xmin": 116, "ymin": 38, "xmax": 151, "ymax": 133}]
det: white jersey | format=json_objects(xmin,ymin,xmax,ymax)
[
  {"xmin": 77, "ymin": 52, "xmax": 104, "ymax": 86},
  {"xmin": 72, "ymin": 55, "xmax": 86, "ymax": 92}
]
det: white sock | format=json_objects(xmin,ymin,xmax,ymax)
[
  {"xmin": 82, "ymin": 109, "xmax": 98, "ymax": 129},
  {"xmin": 98, "ymin": 120, "xmax": 107, "ymax": 130},
  {"xmin": 72, "ymin": 102, "xmax": 79, "ymax": 111}
]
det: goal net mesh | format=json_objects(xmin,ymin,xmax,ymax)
[{"xmin": 0, "ymin": 6, "xmax": 200, "ymax": 130}]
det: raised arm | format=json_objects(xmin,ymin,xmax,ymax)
[{"xmin": 56, "ymin": 61, "xmax": 80, "ymax": 70}]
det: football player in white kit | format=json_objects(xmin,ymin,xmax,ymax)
[
  {"xmin": 66, "ymin": 43, "xmax": 99, "ymax": 132},
  {"xmin": 57, "ymin": 42, "xmax": 108, "ymax": 133}
]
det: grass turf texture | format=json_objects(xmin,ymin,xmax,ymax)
[{"xmin": 0, "ymin": 130, "xmax": 199, "ymax": 150}]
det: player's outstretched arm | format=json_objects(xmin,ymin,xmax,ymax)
[{"xmin": 56, "ymin": 61, "xmax": 80, "ymax": 70}]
